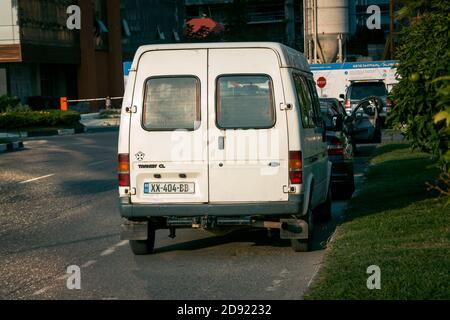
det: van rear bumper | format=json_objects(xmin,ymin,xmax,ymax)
[{"xmin": 119, "ymin": 195, "xmax": 304, "ymax": 218}]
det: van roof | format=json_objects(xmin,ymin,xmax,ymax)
[{"xmin": 132, "ymin": 42, "xmax": 310, "ymax": 72}]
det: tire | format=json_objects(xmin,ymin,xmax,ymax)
[
  {"xmin": 343, "ymin": 176, "xmax": 355, "ymax": 200},
  {"xmin": 290, "ymin": 206, "xmax": 314, "ymax": 252},
  {"xmin": 314, "ymin": 186, "xmax": 332, "ymax": 223},
  {"xmin": 129, "ymin": 224, "xmax": 156, "ymax": 255},
  {"xmin": 373, "ymin": 127, "xmax": 382, "ymax": 143}
]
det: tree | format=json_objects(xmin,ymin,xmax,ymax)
[{"xmin": 389, "ymin": 0, "xmax": 450, "ymax": 173}]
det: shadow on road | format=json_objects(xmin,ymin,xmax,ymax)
[
  {"xmin": 60, "ymin": 179, "xmax": 117, "ymax": 195},
  {"xmin": 152, "ymin": 228, "xmax": 292, "ymax": 254}
]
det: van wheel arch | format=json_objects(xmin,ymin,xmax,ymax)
[{"xmin": 302, "ymin": 177, "xmax": 315, "ymax": 216}]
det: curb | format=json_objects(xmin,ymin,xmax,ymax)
[
  {"xmin": 84, "ymin": 126, "xmax": 119, "ymax": 133},
  {"xmin": 0, "ymin": 141, "xmax": 24, "ymax": 153},
  {"xmin": 0, "ymin": 127, "xmax": 88, "ymax": 139}
]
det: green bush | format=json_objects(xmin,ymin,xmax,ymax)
[
  {"xmin": 0, "ymin": 95, "xmax": 21, "ymax": 112},
  {"xmin": 0, "ymin": 110, "xmax": 81, "ymax": 130},
  {"xmin": 389, "ymin": 0, "xmax": 450, "ymax": 172}
]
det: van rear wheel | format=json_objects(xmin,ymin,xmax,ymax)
[
  {"xmin": 314, "ymin": 186, "xmax": 332, "ymax": 223},
  {"xmin": 129, "ymin": 224, "xmax": 156, "ymax": 255}
]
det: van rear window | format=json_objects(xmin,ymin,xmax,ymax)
[
  {"xmin": 143, "ymin": 76, "xmax": 200, "ymax": 131},
  {"xmin": 216, "ymin": 75, "xmax": 275, "ymax": 129}
]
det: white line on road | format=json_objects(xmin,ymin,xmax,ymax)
[
  {"xmin": 115, "ymin": 240, "xmax": 128, "ymax": 247},
  {"xmin": 100, "ymin": 240, "xmax": 128, "ymax": 257},
  {"xmin": 33, "ymin": 241, "xmax": 128, "ymax": 296},
  {"xmin": 19, "ymin": 174, "xmax": 55, "ymax": 184},
  {"xmin": 32, "ymin": 286, "xmax": 52, "ymax": 296},
  {"xmin": 82, "ymin": 260, "xmax": 97, "ymax": 268},
  {"xmin": 56, "ymin": 274, "xmax": 70, "ymax": 281},
  {"xmin": 100, "ymin": 247, "xmax": 115, "ymax": 256},
  {"xmin": 307, "ymin": 263, "xmax": 322, "ymax": 288},
  {"xmin": 87, "ymin": 160, "xmax": 110, "ymax": 167}
]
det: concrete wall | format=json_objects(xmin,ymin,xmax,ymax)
[
  {"xmin": 0, "ymin": 0, "xmax": 20, "ymax": 45},
  {"xmin": 0, "ymin": 0, "xmax": 21, "ymax": 63}
]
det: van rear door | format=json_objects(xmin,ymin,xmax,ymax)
[
  {"xmin": 207, "ymin": 48, "xmax": 289, "ymax": 203},
  {"xmin": 129, "ymin": 49, "xmax": 208, "ymax": 204}
]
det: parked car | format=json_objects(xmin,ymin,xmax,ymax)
[
  {"xmin": 320, "ymin": 99, "xmax": 355, "ymax": 199},
  {"xmin": 349, "ymin": 96, "xmax": 383, "ymax": 143},
  {"xmin": 340, "ymin": 80, "xmax": 392, "ymax": 126},
  {"xmin": 118, "ymin": 42, "xmax": 332, "ymax": 254}
]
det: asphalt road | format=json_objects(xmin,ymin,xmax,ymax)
[{"xmin": 0, "ymin": 131, "xmax": 375, "ymax": 300}]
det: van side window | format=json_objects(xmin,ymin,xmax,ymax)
[
  {"xmin": 307, "ymin": 79, "xmax": 323, "ymax": 128},
  {"xmin": 216, "ymin": 75, "xmax": 275, "ymax": 129},
  {"xmin": 143, "ymin": 76, "xmax": 200, "ymax": 131},
  {"xmin": 293, "ymin": 73, "xmax": 317, "ymax": 128}
]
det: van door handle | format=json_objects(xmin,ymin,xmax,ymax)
[
  {"xmin": 218, "ymin": 136, "xmax": 225, "ymax": 150},
  {"xmin": 310, "ymin": 157, "xmax": 319, "ymax": 163}
]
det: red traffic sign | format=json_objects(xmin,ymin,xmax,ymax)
[{"xmin": 317, "ymin": 77, "xmax": 327, "ymax": 88}]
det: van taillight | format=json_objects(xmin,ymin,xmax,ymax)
[
  {"xmin": 118, "ymin": 153, "xmax": 130, "ymax": 187},
  {"xmin": 289, "ymin": 151, "xmax": 302, "ymax": 184},
  {"xmin": 345, "ymin": 99, "xmax": 351, "ymax": 109}
]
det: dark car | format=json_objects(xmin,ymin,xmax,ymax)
[
  {"xmin": 348, "ymin": 96, "xmax": 383, "ymax": 144},
  {"xmin": 340, "ymin": 80, "xmax": 392, "ymax": 124},
  {"xmin": 320, "ymin": 98, "xmax": 355, "ymax": 199}
]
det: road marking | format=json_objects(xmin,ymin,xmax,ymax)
[
  {"xmin": 87, "ymin": 159, "xmax": 110, "ymax": 167},
  {"xmin": 307, "ymin": 264, "xmax": 322, "ymax": 288},
  {"xmin": 32, "ymin": 241, "xmax": 127, "ymax": 296},
  {"xmin": 115, "ymin": 240, "xmax": 128, "ymax": 247},
  {"xmin": 56, "ymin": 274, "xmax": 70, "ymax": 281},
  {"xmin": 100, "ymin": 240, "xmax": 128, "ymax": 256},
  {"xmin": 82, "ymin": 260, "xmax": 97, "ymax": 268},
  {"xmin": 100, "ymin": 247, "xmax": 116, "ymax": 256},
  {"xmin": 265, "ymin": 269, "xmax": 289, "ymax": 292},
  {"xmin": 32, "ymin": 286, "xmax": 51, "ymax": 296},
  {"xmin": 19, "ymin": 174, "xmax": 55, "ymax": 184}
]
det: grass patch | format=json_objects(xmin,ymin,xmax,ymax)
[{"xmin": 305, "ymin": 142, "xmax": 450, "ymax": 300}]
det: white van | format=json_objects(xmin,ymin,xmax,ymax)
[{"xmin": 118, "ymin": 42, "xmax": 332, "ymax": 255}]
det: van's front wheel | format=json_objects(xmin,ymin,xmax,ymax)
[{"xmin": 129, "ymin": 225, "xmax": 156, "ymax": 255}]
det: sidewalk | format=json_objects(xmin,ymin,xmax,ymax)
[{"xmin": 80, "ymin": 113, "xmax": 120, "ymax": 132}]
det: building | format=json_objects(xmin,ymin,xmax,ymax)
[
  {"xmin": 0, "ymin": 0, "xmax": 124, "ymax": 110},
  {"xmin": 185, "ymin": 0, "xmax": 304, "ymax": 51},
  {"xmin": 347, "ymin": 0, "xmax": 399, "ymax": 60},
  {"xmin": 120, "ymin": 0, "xmax": 185, "ymax": 61},
  {"xmin": 185, "ymin": 0, "xmax": 398, "ymax": 63},
  {"xmin": 349, "ymin": 0, "xmax": 392, "ymax": 35}
]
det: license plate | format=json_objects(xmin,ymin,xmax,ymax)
[{"xmin": 144, "ymin": 182, "xmax": 195, "ymax": 194}]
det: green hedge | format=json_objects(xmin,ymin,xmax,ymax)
[{"xmin": 0, "ymin": 110, "xmax": 81, "ymax": 130}]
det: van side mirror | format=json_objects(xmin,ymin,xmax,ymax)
[{"xmin": 339, "ymin": 94, "xmax": 345, "ymax": 99}]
